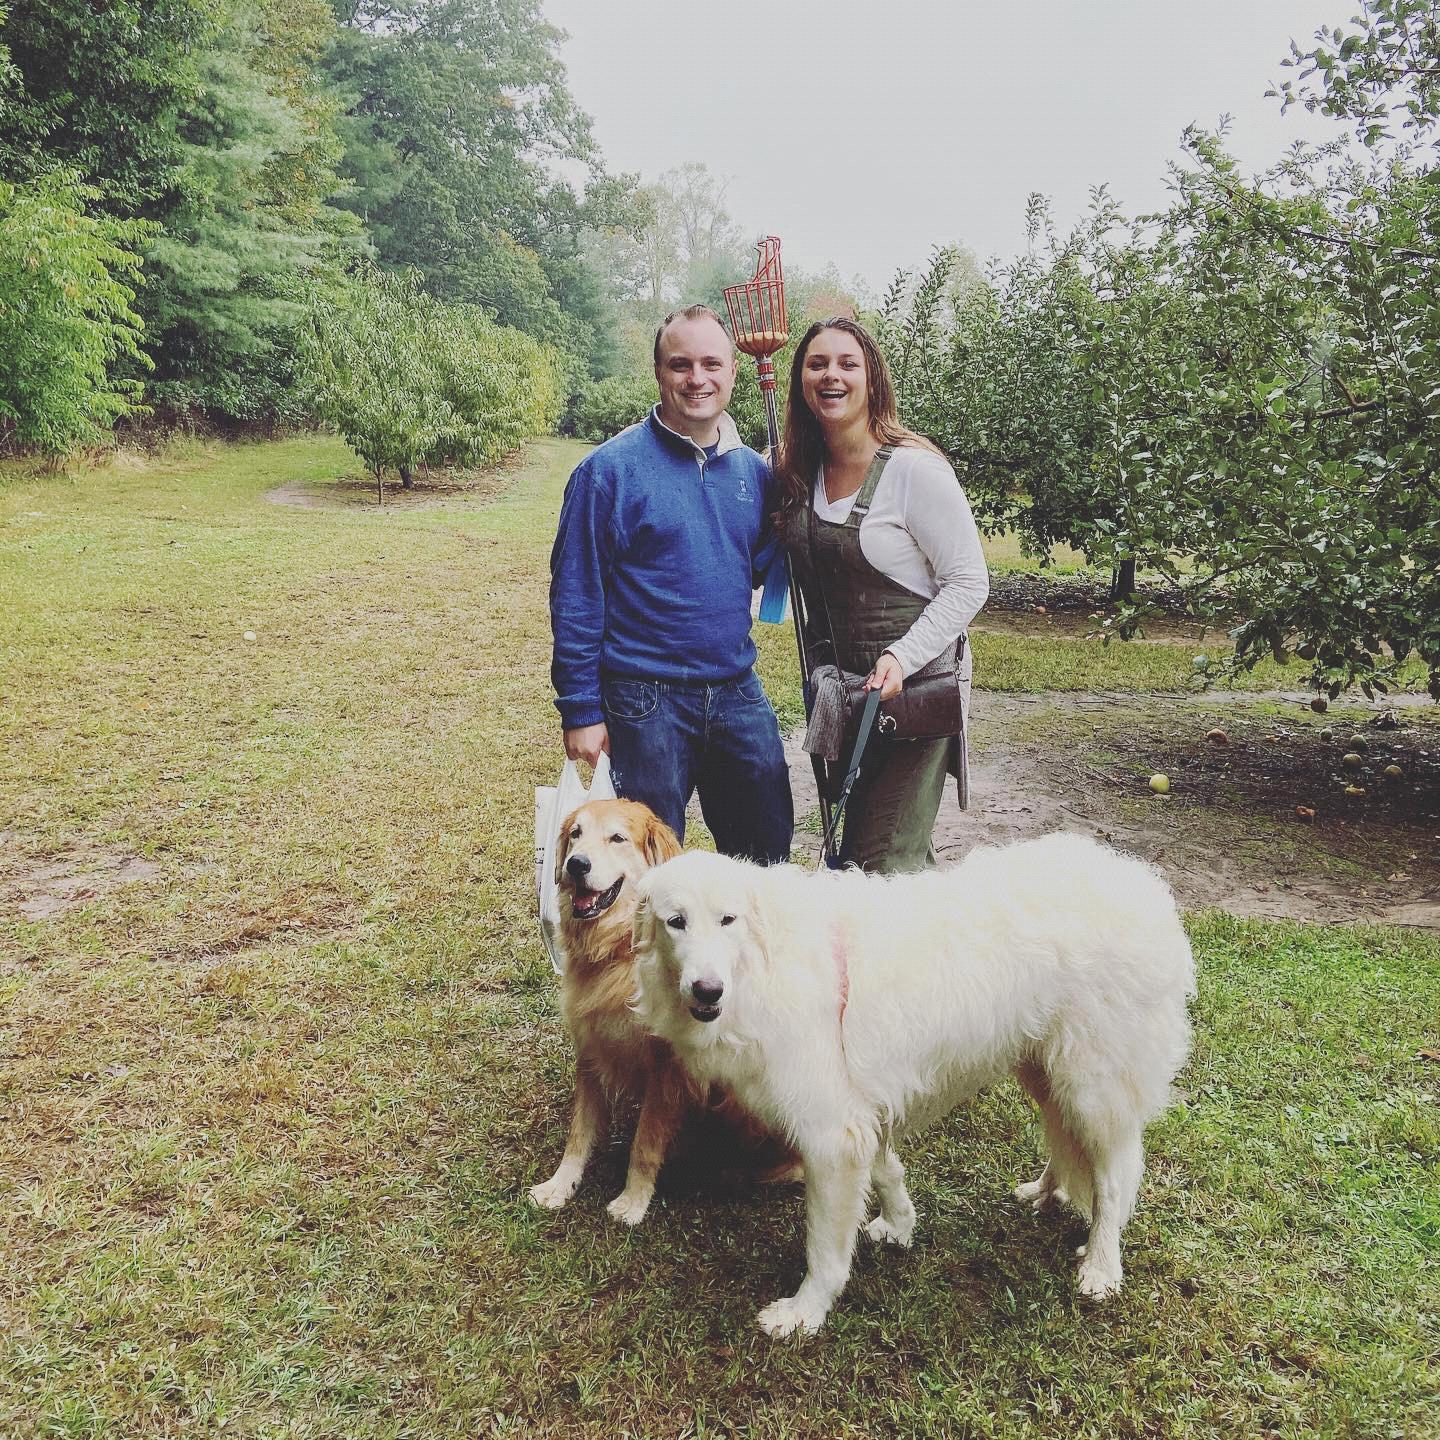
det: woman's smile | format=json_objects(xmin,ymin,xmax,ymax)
[{"xmin": 802, "ymin": 333, "xmax": 869, "ymax": 425}]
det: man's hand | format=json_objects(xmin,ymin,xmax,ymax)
[
  {"xmin": 863, "ymin": 652, "xmax": 904, "ymax": 700},
  {"xmin": 564, "ymin": 723, "xmax": 610, "ymax": 767}
]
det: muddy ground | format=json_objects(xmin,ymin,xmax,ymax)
[{"xmin": 786, "ymin": 687, "xmax": 1440, "ymax": 928}]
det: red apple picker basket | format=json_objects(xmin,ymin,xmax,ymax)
[
  {"xmin": 724, "ymin": 238, "xmax": 847, "ymax": 842},
  {"xmin": 723, "ymin": 235, "xmax": 789, "ymax": 462}
]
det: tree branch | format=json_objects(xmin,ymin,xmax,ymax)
[{"xmin": 1215, "ymin": 179, "xmax": 1439, "ymax": 264}]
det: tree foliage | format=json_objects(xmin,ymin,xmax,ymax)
[
  {"xmin": 0, "ymin": 0, "xmax": 212, "ymax": 211},
  {"xmin": 301, "ymin": 266, "xmax": 561, "ymax": 484},
  {"xmin": 0, "ymin": 0, "xmax": 624, "ymax": 442},
  {"xmin": 880, "ymin": 1, "xmax": 1440, "ymax": 698},
  {"xmin": 0, "ymin": 0, "xmax": 361, "ymax": 428},
  {"xmin": 0, "ymin": 173, "xmax": 151, "ymax": 455},
  {"xmin": 140, "ymin": 0, "xmax": 360, "ymax": 421},
  {"xmin": 565, "ymin": 373, "xmax": 657, "ymax": 444},
  {"xmin": 321, "ymin": 0, "xmax": 629, "ymax": 380}
]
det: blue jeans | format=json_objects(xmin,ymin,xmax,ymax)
[{"xmin": 602, "ymin": 670, "xmax": 794, "ymax": 863}]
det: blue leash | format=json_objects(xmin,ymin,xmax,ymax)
[{"xmin": 817, "ymin": 687, "xmax": 883, "ymax": 870}]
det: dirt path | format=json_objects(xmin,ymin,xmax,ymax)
[
  {"xmin": 265, "ymin": 459, "xmax": 525, "ymax": 511},
  {"xmin": 783, "ymin": 690, "xmax": 1440, "ymax": 929}
]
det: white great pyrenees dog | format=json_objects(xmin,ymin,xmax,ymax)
[{"xmin": 631, "ymin": 833, "xmax": 1195, "ymax": 1338}]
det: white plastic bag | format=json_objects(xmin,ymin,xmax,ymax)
[{"xmin": 536, "ymin": 752, "xmax": 615, "ymax": 974}]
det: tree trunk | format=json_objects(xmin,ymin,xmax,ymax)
[
  {"xmin": 375, "ymin": 464, "xmax": 384, "ymax": 506},
  {"xmin": 1109, "ymin": 558, "xmax": 1136, "ymax": 603}
]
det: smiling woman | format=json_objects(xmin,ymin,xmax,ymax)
[{"xmin": 775, "ymin": 317, "xmax": 990, "ymax": 874}]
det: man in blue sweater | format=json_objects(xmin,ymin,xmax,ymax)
[{"xmin": 549, "ymin": 304, "xmax": 793, "ymax": 862}]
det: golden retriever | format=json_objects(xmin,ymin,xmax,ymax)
[{"xmin": 529, "ymin": 797, "xmax": 794, "ymax": 1225}]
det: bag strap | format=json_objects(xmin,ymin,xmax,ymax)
[{"xmin": 817, "ymin": 686, "xmax": 883, "ymax": 870}]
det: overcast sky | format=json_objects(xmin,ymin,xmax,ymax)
[{"xmin": 542, "ymin": 0, "xmax": 1350, "ymax": 294}]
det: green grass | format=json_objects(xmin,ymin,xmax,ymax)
[
  {"xmin": 976, "ymin": 529, "xmax": 1094, "ymax": 575},
  {"xmin": 758, "ymin": 624, "xmax": 1334, "ymax": 727},
  {"xmin": 2, "ymin": 438, "xmax": 1437, "ymax": 1438},
  {"xmin": 975, "ymin": 632, "xmax": 1279, "ymax": 694},
  {"xmin": 757, "ymin": 606, "xmax": 1281, "ymax": 730}
]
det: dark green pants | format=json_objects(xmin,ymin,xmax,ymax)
[{"xmin": 838, "ymin": 734, "xmax": 952, "ymax": 875}]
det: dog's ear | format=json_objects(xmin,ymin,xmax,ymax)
[
  {"xmin": 628, "ymin": 875, "xmax": 661, "ymax": 1025},
  {"xmin": 554, "ymin": 804, "xmax": 583, "ymax": 886},
  {"xmin": 630, "ymin": 871, "xmax": 658, "ymax": 957},
  {"xmin": 639, "ymin": 809, "xmax": 682, "ymax": 867}
]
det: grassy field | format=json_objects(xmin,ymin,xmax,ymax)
[{"xmin": 2, "ymin": 437, "xmax": 1437, "ymax": 1438}]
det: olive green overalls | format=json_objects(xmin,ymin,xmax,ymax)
[{"xmin": 782, "ymin": 445, "xmax": 967, "ymax": 874}]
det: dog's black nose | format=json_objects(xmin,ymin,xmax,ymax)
[
  {"xmin": 691, "ymin": 979, "xmax": 724, "ymax": 1006},
  {"xmin": 566, "ymin": 853, "xmax": 591, "ymax": 881}
]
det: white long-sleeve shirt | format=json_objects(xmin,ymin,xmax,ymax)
[{"xmin": 813, "ymin": 445, "xmax": 989, "ymax": 678}]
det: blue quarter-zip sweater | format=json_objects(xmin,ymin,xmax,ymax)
[{"xmin": 550, "ymin": 407, "xmax": 777, "ymax": 730}]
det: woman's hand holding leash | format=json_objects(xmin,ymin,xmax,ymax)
[{"xmin": 863, "ymin": 652, "xmax": 904, "ymax": 700}]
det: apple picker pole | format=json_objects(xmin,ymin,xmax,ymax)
[{"xmin": 724, "ymin": 237, "xmax": 830, "ymax": 807}]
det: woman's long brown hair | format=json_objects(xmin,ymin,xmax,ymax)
[{"xmin": 774, "ymin": 316, "xmax": 942, "ymax": 516}]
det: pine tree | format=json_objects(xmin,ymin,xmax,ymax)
[{"xmin": 139, "ymin": 0, "xmax": 361, "ymax": 420}]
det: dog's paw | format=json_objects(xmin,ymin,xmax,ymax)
[
  {"xmin": 757, "ymin": 1295, "xmax": 828, "ymax": 1338},
  {"xmin": 528, "ymin": 1174, "xmax": 578, "ymax": 1210},
  {"xmin": 1015, "ymin": 1177, "xmax": 1068, "ymax": 1214},
  {"xmin": 864, "ymin": 1214, "xmax": 914, "ymax": 1249},
  {"xmin": 1076, "ymin": 1257, "xmax": 1123, "ymax": 1301},
  {"xmin": 605, "ymin": 1189, "xmax": 652, "ymax": 1226},
  {"xmin": 1014, "ymin": 1177, "xmax": 1049, "ymax": 1208}
]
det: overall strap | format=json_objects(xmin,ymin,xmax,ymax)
[
  {"xmin": 845, "ymin": 444, "xmax": 895, "ymax": 526},
  {"xmin": 805, "ymin": 441, "xmax": 905, "ymax": 676}
]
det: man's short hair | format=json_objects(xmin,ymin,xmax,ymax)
[{"xmin": 653, "ymin": 304, "xmax": 734, "ymax": 366}]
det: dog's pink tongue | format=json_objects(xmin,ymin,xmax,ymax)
[{"xmin": 574, "ymin": 891, "xmax": 596, "ymax": 914}]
